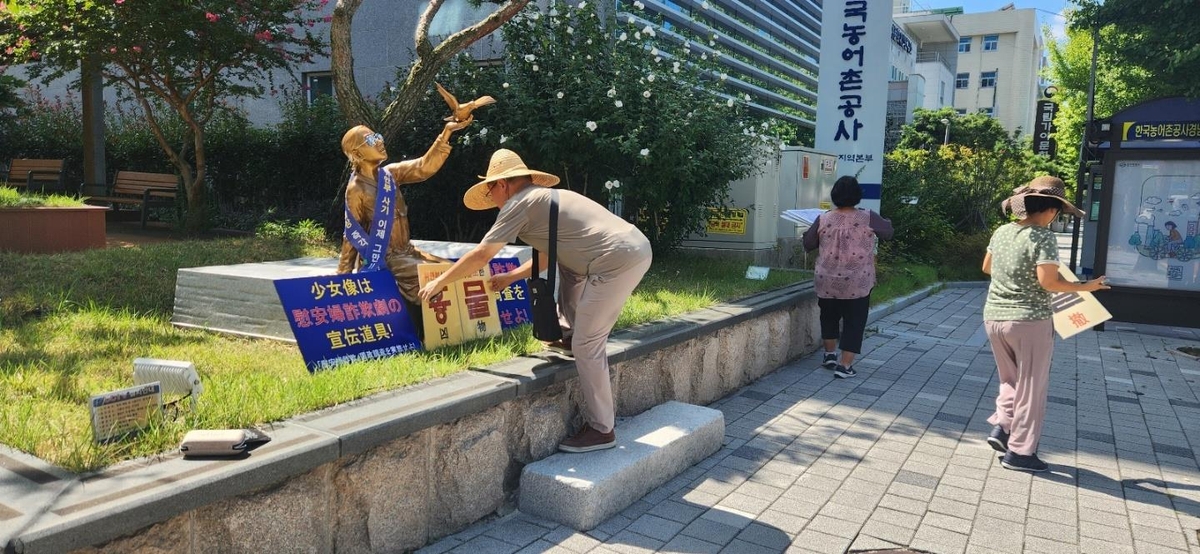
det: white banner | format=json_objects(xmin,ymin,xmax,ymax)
[{"xmin": 815, "ymin": 0, "xmax": 893, "ymax": 213}]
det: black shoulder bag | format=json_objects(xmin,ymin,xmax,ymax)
[{"xmin": 528, "ymin": 190, "xmax": 563, "ymax": 341}]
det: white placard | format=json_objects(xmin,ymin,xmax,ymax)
[
  {"xmin": 90, "ymin": 382, "xmax": 163, "ymax": 444},
  {"xmin": 1051, "ymin": 263, "xmax": 1112, "ymax": 339},
  {"xmin": 745, "ymin": 266, "xmax": 770, "ymax": 281}
]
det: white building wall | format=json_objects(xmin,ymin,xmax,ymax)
[
  {"xmin": 949, "ymin": 9, "xmax": 1041, "ymax": 136},
  {"xmin": 915, "ymin": 59, "xmax": 954, "ymax": 110}
]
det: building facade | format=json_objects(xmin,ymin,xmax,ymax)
[
  {"xmin": 946, "ymin": 7, "xmax": 1042, "ymax": 136},
  {"xmin": 885, "ymin": 9, "xmax": 959, "ymax": 149}
]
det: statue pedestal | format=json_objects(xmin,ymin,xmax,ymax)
[{"xmin": 171, "ymin": 240, "xmax": 532, "ymax": 341}]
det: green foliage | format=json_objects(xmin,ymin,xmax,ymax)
[
  {"xmin": 897, "ymin": 107, "xmax": 1018, "ymax": 151},
  {"xmin": 1070, "ymin": 0, "xmax": 1200, "ymax": 99},
  {"xmin": 0, "ymin": 87, "xmax": 85, "ymax": 184},
  {"xmin": 403, "ymin": 1, "xmax": 786, "ymax": 252},
  {"xmin": 0, "ymin": 73, "xmax": 23, "ymax": 110},
  {"xmin": 255, "ymin": 219, "xmax": 326, "ymax": 246},
  {"xmin": 2, "ymin": 0, "xmax": 329, "ymax": 230},
  {"xmin": 0, "ymin": 187, "xmax": 84, "ymax": 207}
]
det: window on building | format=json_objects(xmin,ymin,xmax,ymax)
[
  {"xmin": 956, "ymin": 109, "xmax": 968, "ymax": 115},
  {"xmin": 983, "ymin": 35, "xmax": 999, "ymax": 51},
  {"xmin": 939, "ymin": 81, "xmax": 946, "ymax": 104},
  {"xmin": 980, "ymin": 71, "xmax": 997, "ymax": 88},
  {"xmin": 958, "ymin": 36, "xmax": 971, "ymax": 53},
  {"xmin": 955, "ymin": 73, "xmax": 969, "ymax": 89},
  {"xmin": 304, "ymin": 72, "xmax": 334, "ymax": 104},
  {"xmin": 979, "ymin": 107, "xmax": 995, "ymax": 117}
]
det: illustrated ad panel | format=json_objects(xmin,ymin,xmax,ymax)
[{"xmin": 1106, "ymin": 159, "xmax": 1200, "ymax": 291}]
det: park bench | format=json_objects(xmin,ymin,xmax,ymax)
[
  {"xmin": 0, "ymin": 158, "xmax": 67, "ymax": 194},
  {"xmin": 81, "ymin": 170, "xmax": 181, "ymax": 229}
]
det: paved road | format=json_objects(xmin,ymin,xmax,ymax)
[{"xmin": 421, "ymin": 287, "xmax": 1200, "ymax": 554}]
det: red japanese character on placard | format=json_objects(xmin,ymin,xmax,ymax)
[
  {"xmin": 499, "ymin": 310, "xmax": 514, "ymax": 326},
  {"xmin": 327, "ymin": 304, "xmax": 347, "ymax": 323},
  {"xmin": 462, "ymin": 280, "xmax": 490, "ymax": 319},
  {"xmin": 343, "ymin": 302, "xmax": 362, "ymax": 321},
  {"xmin": 387, "ymin": 298, "xmax": 404, "ymax": 314},
  {"xmin": 514, "ymin": 307, "xmax": 529, "ymax": 324},
  {"xmin": 292, "ymin": 309, "xmax": 313, "ymax": 328},
  {"xmin": 1068, "ymin": 312, "xmax": 1089, "ymax": 328},
  {"xmin": 358, "ymin": 300, "xmax": 375, "ymax": 318},
  {"xmin": 373, "ymin": 299, "xmax": 390, "ymax": 316},
  {"xmin": 310, "ymin": 307, "xmax": 330, "ymax": 325}
]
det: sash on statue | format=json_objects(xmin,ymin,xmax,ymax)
[{"xmin": 344, "ymin": 168, "xmax": 398, "ymax": 272}]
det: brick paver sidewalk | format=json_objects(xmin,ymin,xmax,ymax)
[{"xmin": 422, "ymin": 288, "xmax": 1200, "ymax": 554}]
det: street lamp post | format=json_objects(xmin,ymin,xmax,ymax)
[{"xmin": 940, "ymin": 118, "xmax": 951, "ymax": 145}]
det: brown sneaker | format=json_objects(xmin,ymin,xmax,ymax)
[
  {"xmin": 543, "ymin": 339, "xmax": 573, "ymax": 356},
  {"xmin": 558, "ymin": 424, "xmax": 616, "ymax": 453}
]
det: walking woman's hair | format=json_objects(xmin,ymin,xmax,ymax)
[
  {"xmin": 831, "ymin": 175, "xmax": 862, "ymax": 208},
  {"xmin": 1023, "ymin": 196, "xmax": 1063, "ymax": 215}
]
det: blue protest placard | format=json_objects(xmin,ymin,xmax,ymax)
[
  {"xmin": 273, "ymin": 270, "xmax": 422, "ymax": 372},
  {"xmin": 488, "ymin": 257, "xmax": 532, "ymax": 330}
]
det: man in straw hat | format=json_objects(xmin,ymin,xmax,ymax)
[
  {"xmin": 981, "ymin": 175, "xmax": 1109, "ymax": 472},
  {"xmin": 417, "ymin": 149, "xmax": 652, "ymax": 453}
]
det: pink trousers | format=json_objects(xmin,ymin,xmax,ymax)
[{"xmin": 984, "ymin": 319, "xmax": 1054, "ymax": 456}]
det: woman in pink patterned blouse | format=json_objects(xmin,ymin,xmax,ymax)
[{"xmin": 802, "ymin": 176, "xmax": 894, "ymax": 378}]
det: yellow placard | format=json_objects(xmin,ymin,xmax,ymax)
[
  {"xmin": 1050, "ymin": 263, "xmax": 1112, "ymax": 340},
  {"xmin": 418, "ymin": 263, "xmax": 502, "ymax": 349},
  {"xmin": 706, "ymin": 208, "xmax": 748, "ymax": 235}
]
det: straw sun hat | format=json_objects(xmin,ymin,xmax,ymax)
[
  {"xmin": 463, "ymin": 149, "xmax": 560, "ymax": 210},
  {"xmin": 1001, "ymin": 175, "xmax": 1084, "ymax": 218}
]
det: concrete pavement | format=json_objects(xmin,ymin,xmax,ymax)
[{"xmin": 419, "ymin": 287, "xmax": 1200, "ymax": 554}]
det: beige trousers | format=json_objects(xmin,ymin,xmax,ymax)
[
  {"xmin": 557, "ymin": 255, "xmax": 652, "ymax": 434},
  {"xmin": 985, "ymin": 319, "xmax": 1055, "ymax": 456}
]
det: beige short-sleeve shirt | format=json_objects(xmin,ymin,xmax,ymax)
[{"xmin": 482, "ymin": 187, "xmax": 650, "ymax": 277}]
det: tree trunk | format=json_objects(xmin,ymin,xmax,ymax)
[{"xmin": 330, "ymin": 0, "xmax": 377, "ymax": 130}]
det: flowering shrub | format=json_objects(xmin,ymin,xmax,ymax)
[{"xmin": 444, "ymin": 0, "xmax": 790, "ymax": 251}]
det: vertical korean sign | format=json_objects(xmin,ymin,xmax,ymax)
[
  {"xmin": 1034, "ymin": 100, "xmax": 1058, "ymax": 158},
  {"xmin": 418, "ymin": 262, "xmax": 503, "ymax": 349},
  {"xmin": 274, "ymin": 271, "xmax": 422, "ymax": 372},
  {"xmin": 815, "ymin": 0, "xmax": 893, "ymax": 213}
]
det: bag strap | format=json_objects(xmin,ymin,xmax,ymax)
[{"xmin": 531, "ymin": 189, "xmax": 560, "ymax": 286}]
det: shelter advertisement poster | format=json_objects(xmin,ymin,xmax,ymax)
[
  {"xmin": 273, "ymin": 271, "xmax": 422, "ymax": 372},
  {"xmin": 1050, "ymin": 263, "xmax": 1112, "ymax": 340},
  {"xmin": 1106, "ymin": 160, "xmax": 1200, "ymax": 291},
  {"xmin": 418, "ymin": 263, "xmax": 503, "ymax": 349}
]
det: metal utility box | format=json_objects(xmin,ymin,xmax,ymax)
[{"xmin": 681, "ymin": 146, "xmax": 838, "ymax": 266}]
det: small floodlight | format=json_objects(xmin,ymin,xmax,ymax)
[{"xmin": 133, "ymin": 358, "xmax": 203, "ymax": 411}]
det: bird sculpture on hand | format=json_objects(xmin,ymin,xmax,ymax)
[{"xmin": 435, "ymin": 82, "xmax": 496, "ymax": 123}]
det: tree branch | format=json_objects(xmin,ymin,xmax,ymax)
[{"xmin": 330, "ymin": 0, "xmax": 377, "ymax": 128}]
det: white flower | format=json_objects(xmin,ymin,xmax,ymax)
[
  {"xmin": 604, "ymin": 180, "xmax": 614, "ymax": 190},
  {"xmin": 612, "ymin": 180, "xmax": 621, "ymax": 188},
  {"xmin": 480, "ymin": 127, "xmax": 489, "ymax": 136},
  {"xmin": 618, "ymin": 32, "xmax": 627, "ymax": 41},
  {"xmin": 567, "ymin": 26, "xmax": 574, "ymax": 34},
  {"xmin": 633, "ymin": 0, "xmax": 644, "ymax": 9},
  {"xmin": 557, "ymin": 91, "xmax": 564, "ymax": 99},
  {"xmin": 709, "ymin": 40, "xmax": 716, "ymax": 46},
  {"xmin": 532, "ymin": 64, "xmax": 539, "ymax": 71},
  {"xmin": 642, "ymin": 90, "xmax": 651, "ymax": 98},
  {"xmin": 719, "ymin": 73, "xmax": 728, "ymax": 81},
  {"xmin": 628, "ymin": 14, "xmax": 635, "ymax": 24},
  {"xmin": 634, "ymin": 32, "xmax": 641, "ymax": 40},
  {"xmin": 607, "ymin": 88, "xmax": 617, "ymax": 97},
  {"xmin": 586, "ymin": 121, "xmax": 598, "ymax": 131},
  {"xmin": 727, "ymin": 99, "xmax": 734, "ymax": 107},
  {"xmin": 586, "ymin": 38, "xmax": 593, "ymax": 45},
  {"xmin": 744, "ymin": 93, "xmax": 751, "ymax": 101},
  {"xmin": 615, "ymin": 100, "xmax": 623, "ymax": 107},
  {"xmin": 701, "ymin": 53, "xmax": 708, "ymax": 60},
  {"xmin": 500, "ymin": 135, "xmax": 508, "ymax": 144},
  {"xmin": 525, "ymin": 54, "xmax": 536, "ymax": 62},
  {"xmin": 642, "ymin": 25, "xmax": 655, "ymax": 37},
  {"xmin": 687, "ymin": 111, "xmax": 693, "ymax": 117},
  {"xmin": 577, "ymin": 1, "xmax": 587, "ymax": 9},
  {"xmin": 530, "ymin": 11, "xmax": 540, "ymax": 20},
  {"xmin": 647, "ymin": 74, "xmax": 656, "ymax": 82},
  {"xmin": 702, "ymin": 1, "xmax": 711, "ymax": 9},
  {"xmin": 503, "ymin": 82, "xmax": 510, "ymax": 88},
  {"xmin": 761, "ymin": 122, "xmax": 769, "ymax": 129},
  {"xmin": 655, "ymin": 57, "xmax": 662, "ymax": 63},
  {"xmin": 640, "ymin": 148, "xmax": 649, "ymax": 156},
  {"xmin": 651, "ymin": 47, "xmax": 659, "ymax": 56},
  {"xmin": 586, "ymin": 55, "xmax": 592, "ymax": 60},
  {"xmin": 549, "ymin": 8, "xmax": 558, "ymax": 16}
]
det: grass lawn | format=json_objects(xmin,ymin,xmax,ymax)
[{"xmin": 0, "ymin": 238, "xmax": 813, "ymax": 472}]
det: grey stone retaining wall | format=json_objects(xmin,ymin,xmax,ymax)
[{"xmin": 27, "ymin": 283, "xmax": 822, "ymax": 554}]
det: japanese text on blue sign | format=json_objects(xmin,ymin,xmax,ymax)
[{"xmin": 489, "ymin": 257, "xmax": 532, "ymax": 330}]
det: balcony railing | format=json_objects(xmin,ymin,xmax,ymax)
[{"xmin": 916, "ymin": 51, "xmax": 952, "ymax": 73}]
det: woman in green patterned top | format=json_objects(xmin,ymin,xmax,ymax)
[{"xmin": 981, "ymin": 176, "xmax": 1109, "ymax": 472}]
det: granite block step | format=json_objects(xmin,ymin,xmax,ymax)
[{"xmin": 518, "ymin": 401, "xmax": 724, "ymax": 530}]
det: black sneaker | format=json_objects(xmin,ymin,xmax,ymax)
[
  {"xmin": 833, "ymin": 364, "xmax": 857, "ymax": 379},
  {"xmin": 987, "ymin": 425, "xmax": 1009, "ymax": 454},
  {"xmin": 822, "ymin": 352, "xmax": 838, "ymax": 369},
  {"xmin": 1000, "ymin": 451, "xmax": 1048, "ymax": 473}
]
